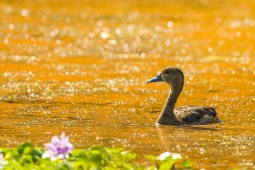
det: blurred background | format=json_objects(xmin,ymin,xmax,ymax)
[{"xmin": 0, "ymin": 0, "xmax": 255, "ymax": 169}]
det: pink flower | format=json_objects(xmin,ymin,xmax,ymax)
[{"xmin": 43, "ymin": 132, "xmax": 73, "ymax": 159}]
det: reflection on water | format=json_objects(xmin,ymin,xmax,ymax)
[{"xmin": 0, "ymin": 0, "xmax": 255, "ymax": 169}]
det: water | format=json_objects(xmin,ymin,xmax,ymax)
[{"xmin": 1, "ymin": 0, "xmax": 255, "ymax": 169}]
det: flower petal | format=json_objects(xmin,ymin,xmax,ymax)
[
  {"xmin": 61, "ymin": 133, "xmax": 73, "ymax": 152},
  {"xmin": 66, "ymin": 142, "xmax": 74, "ymax": 151},
  {"xmin": 45, "ymin": 143, "xmax": 57, "ymax": 152},
  {"xmin": 61, "ymin": 132, "xmax": 66, "ymax": 141},
  {"xmin": 56, "ymin": 154, "xmax": 65, "ymax": 159},
  {"xmin": 51, "ymin": 136, "xmax": 60, "ymax": 146},
  {"xmin": 42, "ymin": 151, "xmax": 57, "ymax": 159},
  {"xmin": 63, "ymin": 135, "xmax": 74, "ymax": 150},
  {"xmin": 157, "ymin": 152, "xmax": 182, "ymax": 161}
]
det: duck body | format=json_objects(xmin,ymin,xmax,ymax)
[
  {"xmin": 174, "ymin": 106, "xmax": 218, "ymax": 124},
  {"xmin": 147, "ymin": 67, "xmax": 219, "ymax": 126}
]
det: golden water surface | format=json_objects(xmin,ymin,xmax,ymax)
[{"xmin": 1, "ymin": 0, "xmax": 255, "ymax": 169}]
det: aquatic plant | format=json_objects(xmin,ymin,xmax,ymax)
[
  {"xmin": 43, "ymin": 132, "xmax": 73, "ymax": 160},
  {"xmin": 0, "ymin": 132, "xmax": 194, "ymax": 169}
]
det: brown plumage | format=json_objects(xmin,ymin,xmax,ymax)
[{"xmin": 147, "ymin": 67, "xmax": 219, "ymax": 126}]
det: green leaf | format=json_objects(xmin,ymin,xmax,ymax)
[
  {"xmin": 31, "ymin": 149, "xmax": 42, "ymax": 163},
  {"xmin": 181, "ymin": 160, "xmax": 195, "ymax": 169},
  {"xmin": 146, "ymin": 155, "xmax": 157, "ymax": 161},
  {"xmin": 90, "ymin": 146, "xmax": 104, "ymax": 152},
  {"xmin": 73, "ymin": 160, "xmax": 90, "ymax": 169},
  {"xmin": 17, "ymin": 142, "xmax": 34, "ymax": 155},
  {"xmin": 58, "ymin": 162, "xmax": 73, "ymax": 170},
  {"xmin": 89, "ymin": 149, "xmax": 103, "ymax": 165},
  {"xmin": 4, "ymin": 161, "xmax": 24, "ymax": 169},
  {"xmin": 69, "ymin": 149, "xmax": 86, "ymax": 158},
  {"xmin": 159, "ymin": 161, "xmax": 175, "ymax": 170}
]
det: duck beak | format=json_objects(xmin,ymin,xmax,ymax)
[{"xmin": 147, "ymin": 73, "xmax": 163, "ymax": 84}]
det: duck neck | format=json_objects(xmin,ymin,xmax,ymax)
[
  {"xmin": 156, "ymin": 83, "xmax": 183, "ymax": 125},
  {"xmin": 163, "ymin": 87, "xmax": 181, "ymax": 117},
  {"xmin": 166, "ymin": 89, "xmax": 179, "ymax": 111}
]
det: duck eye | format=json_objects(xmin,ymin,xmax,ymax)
[{"xmin": 165, "ymin": 71, "xmax": 169, "ymax": 74}]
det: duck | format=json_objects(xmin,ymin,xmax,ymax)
[{"xmin": 147, "ymin": 67, "xmax": 219, "ymax": 126}]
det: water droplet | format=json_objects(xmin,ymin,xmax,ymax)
[
  {"xmin": 21, "ymin": 9, "xmax": 28, "ymax": 17},
  {"xmin": 4, "ymin": 5, "xmax": 13, "ymax": 14},
  {"xmin": 208, "ymin": 47, "xmax": 213, "ymax": 52},
  {"xmin": 108, "ymin": 39, "xmax": 116, "ymax": 45},
  {"xmin": 236, "ymin": 31, "xmax": 241, "ymax": 37},
  {"xmin": 115, "ymin": 28, "xmax": 121, "ymax": 34},
  {"xmin": 167, "ymin": 21, "xmax": 173, "ymax": 28},
  {"xmin": 100, "ymin": 32, "xmax": 109, "ymax": 39},
  {"xmin": 8, "ymin": 24, "xmax": 14, "ymax": 30},
  {"xmin": 4, "ymin": 38, "xmax": 9, "ymax": 44}
]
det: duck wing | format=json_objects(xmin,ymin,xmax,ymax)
[{"xmin": 174, "ymin": 106, "xmax": 217, "ymax": 124}]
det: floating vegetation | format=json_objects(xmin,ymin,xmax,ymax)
[{"xmin": 0, "ymin": 132, "xmax": 194, "ymax": 169}]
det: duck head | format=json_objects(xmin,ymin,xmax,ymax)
[{"xmin": 147, "ymin": 67, "xmax": 184, "ymax": 86}]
